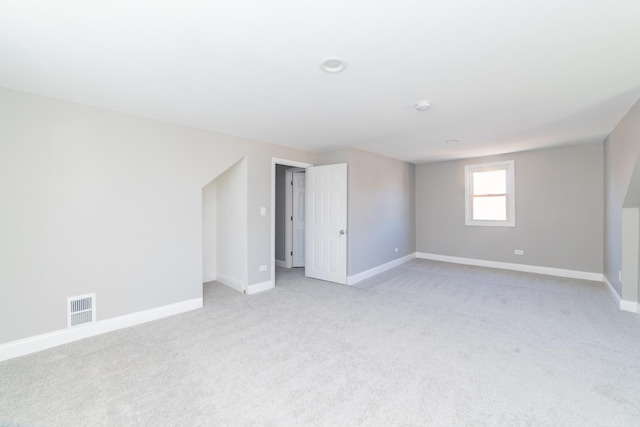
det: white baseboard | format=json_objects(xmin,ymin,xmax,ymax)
[
  {"xmin": 216, "ymin": 273, "xmax": 245, "ymax": 293},
  {"xmin": 0, "ymin": 297, "xmax": 203, "ymax": 363},
  {"xmin": 620, "ymin": 299, "xmax": 639, "ymax": 313},
  {"xmin": 604, "ymin": 275, "xmax": 622, "ymax": 308},
  {"xmin": 245, "ymin": 280, "xmax": 274, "ymax": 295},
  {"xmin": 415, "ymin": 252, "xmax": 603, "ymax": 282},
  {"xmin": 347, "ymin": 253, "xmax": 416, "ymax": 285},
  {"xmin": 603, "ymin": 275, "xmax": 639, "ymax": 314},
  {"xmin": 203, "ymin": 273, "xmax": 217, "ymax": 283},
  {"xmin": 275, "ymin": 259, "xmax": 287, "ymax": 268}
]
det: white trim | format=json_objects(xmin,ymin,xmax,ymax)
[
  {"xmin": 0, "ymin": 297, "xmax": 203, "ymax": 362},
  {"xmin": 216, "ymin": 273, "xmax": 244, "ymax": 293},
  {"xmin": 596, "ymin": 276, "xmax": 638, "ymax": 313},
  {"xmin": 245, "ymin": 280, "xmax": 274, "ymax": 295},
  {"xmin": 275, "ymin": 259, "xmax": 287, "ymax": 268},
  {"xmin": 290, "ymin": 169, "xmax": 306, "ymax": 268},
  {"xmin": 604, "ymin": 275, "xmax": 622, "ymax": 307},
  {"xmin": 415, "ymin": 252, "xmax": 603, "ymax": 282},
  {"xmin": 347, "ymin": 253, "xmax": 416, "ymax": 285},
  {"xmin": 285, "ymin": 167, "xmax": 306, "ymax": 269},
  {"xmin": 271, "ymin": 157, "xmax": 313, "ymax": 289},
  {"xmin": 465, "ymin": 160, "xmax": 515, "ymax": 227},
  {"xmin": 285, "ymin": 168, "xmax": 294, "ymax": 269},
  {"xmin": 272, "ymin": 158, "xmax": 313, "ymax": 169},
  {"xmin": 620, "ymin": 299, "xmax": 639, "ymax": 313}
]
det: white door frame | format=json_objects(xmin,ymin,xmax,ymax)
[
  {"xmin": 285, "ymin": 168, "xmax": 305, "ymax": 268},
  {"xmin": 271, "ymin": 158, "xmax": 313, "ymax": 286}
]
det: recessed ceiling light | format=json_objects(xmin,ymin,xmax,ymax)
[
  {"xmin": 415, "ymin": 101, "xmax": 431, "ymax": 111},
  {"xmin": 320, "ymin": 57, "xmax": 347, "ymax": 73},
  {"xmin": 446, "ymin": 139, "xmax": 462, "ymax": 144}
]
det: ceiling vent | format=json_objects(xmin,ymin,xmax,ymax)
[{"xmin": 67, "ymin": 293, "xmax": 96, "ymax": 327}]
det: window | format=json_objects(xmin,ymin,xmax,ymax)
[{"xmin": 465, "ymin": 160, "xmax": 515, "ymax": 227}]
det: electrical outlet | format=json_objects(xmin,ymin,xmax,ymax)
[
  {"xmin": 259, "ymin": 265, "xmax": 267, "ymax": 272},
  {"xmin": 619, "ymin": 270, "xmax": 622, "ymax": 282},
  {"xmin": 260, "ymin": 207, "xmax": 266, "ymax": 216},
  {"xmin": 394, "ymin": 247, "xmax": 399, "ymax": 252},
  {"xmin": 514, "ymin": 250, "xmax": 524, "ymax": 255}
]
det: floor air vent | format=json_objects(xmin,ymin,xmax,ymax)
[{"xmin": 67, "ymin": 293, "xmax": 96, "ymax": 327}]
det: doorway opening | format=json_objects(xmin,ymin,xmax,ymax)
[{"xmin": 271, "ymin": 158, "xmax": 313, "ymax": 286}]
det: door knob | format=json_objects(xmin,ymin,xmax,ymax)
[{"xmin": 339, "ymin": 230, "xmax": 345, "ymax": 235}]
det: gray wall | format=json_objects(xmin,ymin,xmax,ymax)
[
  {"xmin": 348, "ymin": 149, "xmax": 415, "ymax": 275},
  {"xmin": 216, "ymin": 157, "xmax": 248, "ymax": 291},
  {"xmin": 202, "ymin": 179, "xmax": 217, "ymax": 283},
  {"xmin": 604, "ymin": 99, "xmax": 640, "ymax": 294},
  {"xmin": 315, "ymin": 148, "xmax": 350, "ymax": 166},
  {"xmin": 416, "ymin": 143, "xmax": 604, "ymax": 273},
  {"xmin": 4, "ymin": 80, "xmax": 625, "ymax": 347},
  {"xmin": 0, "ymin": 87, "xmax": 314, "ymax": 345}
]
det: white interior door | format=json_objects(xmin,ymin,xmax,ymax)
[
  {"xmin": 305, "ymin": 163, "xmax": 347, "ymax": 284},
  {"xmin": 292, "ymin": 171, "xmax": 305, "ymax": 267}
]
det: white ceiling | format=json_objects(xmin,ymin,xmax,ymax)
[{"xmin": 1, "ymin": 0, "xmax": 639, "ymax": 163}]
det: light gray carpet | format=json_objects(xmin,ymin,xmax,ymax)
[{"xmin": 1, "ymin": 259, "xmax": 640, "ymax": 426}]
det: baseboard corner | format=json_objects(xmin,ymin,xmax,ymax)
[
  {"xmin": 620, "ymin": 299, "xmax": 639, "ymax": 313},
  {"xmin": 216, "ymin": 273, "xmax": 245, "ymax": 293},
  {"xmin": 245, "ymin": 280, "xmax": 274, "ymax": 295},
  {"xmin": 347, "ymin": 252, "xmax": 416, "ymax": 285},
  {"xmin": 603, "ymin": 276, "xmax": 621, "ymax": 306}
]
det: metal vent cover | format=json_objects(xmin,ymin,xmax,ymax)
[{"xmin": 67, "ymin": 293, "xmax": 96, "ymax": 327}]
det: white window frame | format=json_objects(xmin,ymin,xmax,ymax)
[{"xmin": 465, "ymin": 160, "xmax": 515, "ymax": 227}]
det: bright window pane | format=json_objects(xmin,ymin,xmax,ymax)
[
  {"xmin": 465, "ymin": 160, "xmax": 515, "ymax": 226},
  {"xmin": 473, "ymin": 170, "xmax": 506, "ymax": 195},
  {"xmin": 473, "ymin": 196, "xmax": 507, "ymax": 220}
]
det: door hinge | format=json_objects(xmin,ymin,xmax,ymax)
[
  {"xmin": 291, "ymin": 181, "xmax": 293, "ymax": 186},
  {"xmin": 291, "ymin": 251, "xmax": 293, "ymax": 256},
  {"xmin": 291, "ymin": 216, "xmax": 293, "ymax": 221}
]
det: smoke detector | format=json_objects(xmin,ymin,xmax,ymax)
[{"xmin": 415, "ymin": 101, "xmax": 431, "ymax": 111}]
